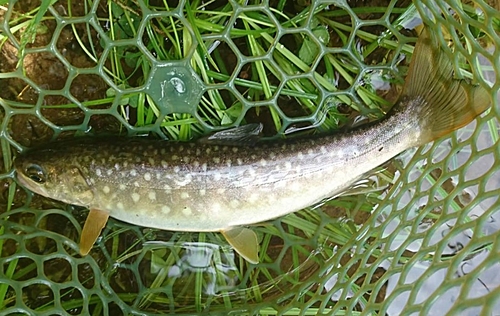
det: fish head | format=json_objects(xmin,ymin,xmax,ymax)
[{"xmin": 14, "ymin": 150, "xmax": 94, "ymax": 207}]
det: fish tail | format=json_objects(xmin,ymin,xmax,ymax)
[{"xmin": 400, "ymin": 27, "xmax": 490, "ymax": 143}]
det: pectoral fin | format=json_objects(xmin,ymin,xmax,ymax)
[
  {"xmin": 221, "ymin": 227, "xmax": 259, "ymax": 264},
  {"xmin": 79, "ymin": 208, "xmax": 109, "ymax": 256},
  {"xmin": 199, "ymin": 123, "xmax": 262, "ymax": 146}
]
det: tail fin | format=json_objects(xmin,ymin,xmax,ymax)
[{"xmin": 401, "ymin": 27, "xmax": 490, "ymax": 142}]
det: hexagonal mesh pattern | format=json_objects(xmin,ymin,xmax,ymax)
[{"xmin": 0, "ymin": 0, "xmax": 499, "ymax": 314}]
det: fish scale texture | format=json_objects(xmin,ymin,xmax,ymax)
[{"xmin": 0, "ymin": 0, "xmax": 499, "ymax": 315}]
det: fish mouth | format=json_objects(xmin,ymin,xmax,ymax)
[
  {"xmin": 14, "ymin": 168, "xmax": 49, "ymax": 198},
  {"xmin": 14, "ymin": 170, "xmax": 32, "ymax": 189}
]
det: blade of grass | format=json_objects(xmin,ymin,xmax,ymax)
[
  {"xmin": 17, "ymin": 0, "xmax": 56, "ymax": 65},
  {"xmin": 0, "ymin": 256, "xmax": 17, "ymax": 309}
]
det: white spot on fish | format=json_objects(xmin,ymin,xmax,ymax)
[
  {"xmin": 161, "ymin": 160, "xmax": 168, "ymax": 168},
  {"xmin": 161, "ymin": 205, "xmax": 171, "ymax": 214},
  {"xmin": 173, "ymin": 166, "xmax": 181, "ymax": 173},
  {"xmin": 199, "ymin": 189, "xmax": 206, "ymax": 196},
  {"xmin": 144, "ymin": 172, "xmax": 151, "ymax": 181},
  {"xmin": 182, "ymin": 207, "xmax": 192, "ymax": 216},
  {"xmin": 226, "ymin": 159, "xmax": 232, "ymax": 167},
  {"xmin": 284, "ymin": 161, "xmax": 292, "ymax": 170},
  {"xmin": 106, "ymin": 169, "xmax": 113, "ymax": 176},
  {"xmin": 130, "ymin": 170, "xmax": 137, "ymax": 177},
  {"xmin": 269, "ymin": 152, "xmax": 276, "ymax": 159},
  {"xmin": 237, "ymin": 158, "xmax": 243, "ymax": 165},
  {"xmin": 156, "ymin": 173, "xmax": 161, "ymax": 180},
  {"xmin": 103, "ymin": 186, "xmax": 110, "ymax": 194},
  {"xmin": 201, "ymin": 163, "xmax": 208, "ymax": 172},
  {"xmin": 132, "ymin": 193, "xmax": 140, "ymax": 203},
  {"xmin": 114, "ymin": 163, "xmax": 120, "ymax": 170},
  {"xmin": 232, "ymin": 147, "xmax": 238, "ymax": 153},
  {"xmin": 320, "ymin": 146, "xmax": 327, "ymax": 154},
  {"xmin": 307, "ymin": 149, "xmax": 314, "ymax": 155},
  {"xmin": 181, "ymin": 192, "xmax": 189, "ymax": 199},
  {"xmin": 297, "ymin": 152, "xmax": 304, "ymax": 160},
  {"xmin": 230, "ymin": 200, "xmax": 239, "ymax": 208},
  {"xmin": 175, "ymin": 175, "xmax": 192, "ymax": 186},
  {"xmin": 123, "ymin": 161, "xmax": 128, "ymax": 168},
  {"xmin": 96, "ymin": 169, "xmax": 102, "ymax": 176},
  {"xmin": 213, "ymin": 157, "xmax": 221, "ymax": 163},
  {"xmin": 148, "ymin": 158, "xmax": 155, "ymax": 165},
  {"xmin": 193, "ymin": 161, "xmax": 200, "ymax": 168},
  {"xmin": 134, "ymin": 181, "xmax": 140, "ymax": 187},
  {"xmin": 148, "ymin": 191, "xmax": 156, "ymax": 201},
  {"xmin": 163, "ymin": 184, "xmax": 172, "ymax": 190},
  {"xmin": 212, "ymin": 203, "xmax": 221, "ymax": 213},
  {"xmin": 171, "ymin": 155, "xmax": 179, "ymax": 161},
  {"xmin": 117, "ymin": 202, "xmax": 124, "ymax": 210},
  {"xmin": 290, "ymin": 182, "xmax": 301, "ymax": 191},
  {"xmin": 249, "ymin": 193, "xmax": 259, "ymax": 203},
  {"xmin": 119, "ymin": 184, "xmax": 126, "ymax": 190},
  {"xmin": 89, "ymin": 178, "xmax": 96, "ymax": 185},
  {"xmin": 260, "ymin": 159, "xmax": 267, "ymax": 166},
  {"xmin": 217, "ymin": 188, "xmax": 225, "ymax": 194}
]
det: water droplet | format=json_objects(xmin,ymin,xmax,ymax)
[{"xmin": 170, "ymin": 77, "xmax": 186, "ymax": 93}]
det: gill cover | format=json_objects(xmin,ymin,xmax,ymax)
[{"xmin": 59, "ymin": 166, "xmax": 94, "ymax": 206}]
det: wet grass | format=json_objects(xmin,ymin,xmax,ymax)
[{"xmin": 54, "ymin": 0, "xmax": 408, "ymax": 138}]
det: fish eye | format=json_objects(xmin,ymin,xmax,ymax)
[{"xmin": 25, "ymin": 164, "xmax": 46, "ymax": 184}]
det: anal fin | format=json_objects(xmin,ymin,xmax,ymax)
[
  {"xmin": 221, "ymin": 227, "xmax": 259, "ymax": 264},
  {"xmin": 79, "ymin": 208, "xmax": 109, "ymax": 256}
]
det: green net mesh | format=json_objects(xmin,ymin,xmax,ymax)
[{"xmin": 0, "ymin": 0, "xmax": 499, "ymax": 314}]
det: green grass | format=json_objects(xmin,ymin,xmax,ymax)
[{"xmin": 62, "ymin": 0, "xmax": 402, "ymax": 138}]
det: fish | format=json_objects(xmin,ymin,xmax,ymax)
[{"xmin": 13, "ymin": 28, "xmax": 490, "ymax": 264}]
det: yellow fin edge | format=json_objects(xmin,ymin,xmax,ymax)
[
  {"xmin": 79, "ymin": 208, "xmax": 109, "ymax": 256},
  {"xmin": 221, "ymin": 227, "xmax": 260, "ymax": 264}
]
